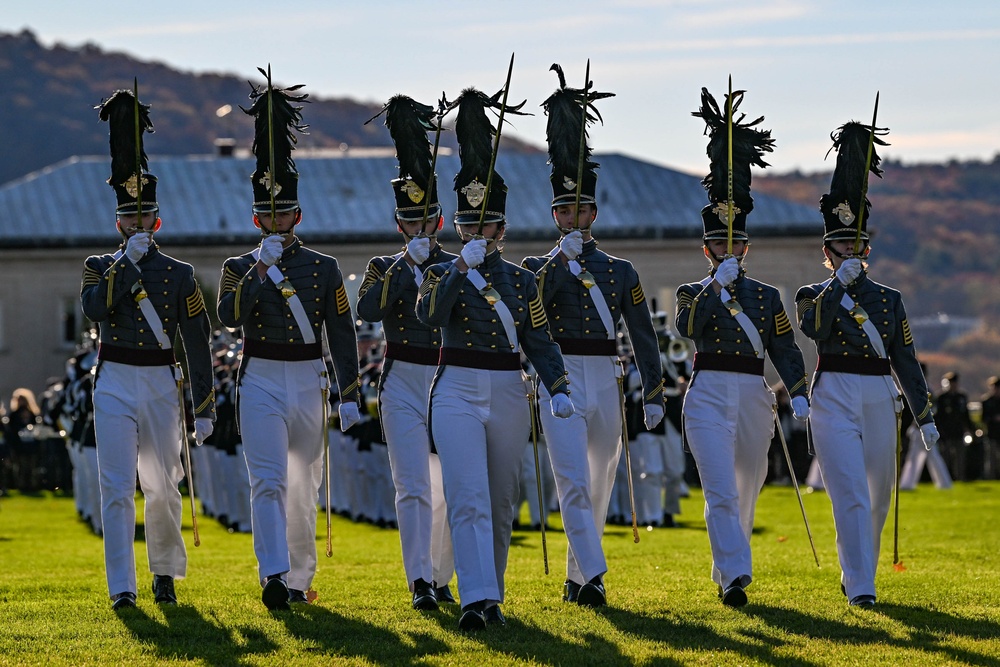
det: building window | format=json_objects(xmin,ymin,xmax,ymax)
[
  {"xmin": 0, "ymin": 299, "xmax": 5, "ymax": 351},
  {"xmin": 60, "ymin": 297, "xmax": 82, "ymax": 348}
]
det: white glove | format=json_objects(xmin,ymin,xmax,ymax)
[
  {"xmin": 125, "ymin": 232, "xmax": 151, "ymax": 264},
  {"xmin": 919, "ymin": 423, "xmax": 940, "ymax": 451},
  {"xmin": 194, "ymin": 418, "xmax": 214, "ymax": 445},
  {"xmin": 559, "ymin": 230, "xmax": 584, "ymax": 260},
  {"xmin": 791, "ymin": 396, "xmax": 810, "ymax": 421},
  {"xmin": 836, "ymin": 258, "xmax": 863, "ymax": 286},
  {"xmin": 339, "ymin": 402, "xmax": 361, "ymax": 432},
  {"xmin": 643, "ymin": 403, "xmax": 665, "ymax": 429},
  {"xmin": 406, "ymin": 236, "xmax": 431, "ymax": 265},
  {"xmin": 460, "ymin": 238, "xmax": 487, "ymax": 270},
  {"xmin": 714, "ymin": 257, "xmax": 740, "ymax": 287},
  {"xmin": 258, "ymin": 234, "xmax": 284, "ymax": 267},
  {"xmin": 550, "ymin": 393, "xmax": 575, "ymax": 419}
]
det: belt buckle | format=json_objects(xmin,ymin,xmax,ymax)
[{"xmin": 577, "ymin": 270, "xmax": 597, "ymax": 290}]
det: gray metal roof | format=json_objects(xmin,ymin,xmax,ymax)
[{"xmin": 0, "ymin": 152, "xmax": 821, "ymax": 248}]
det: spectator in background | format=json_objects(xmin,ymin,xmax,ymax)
[
  {"xmin": 6, "ymin": 388, "xmax": 42, "ymax": 491},
  {"xmin": 980, "ymin": 376, "xmax": 1000, "ymax": 480},
  {"xmin": 935, "ymin": 372, "xmax": 974, "ymax": 481},
  {"xmin": 900, "ymin": 363, "xmax": 953, "ymax": 490}
]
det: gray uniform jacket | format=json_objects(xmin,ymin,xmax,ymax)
[
  {"xmin": 217, "ymin": 238, "xmax": 360, "ymax": 403},
  {"xmin": 356, "ymin": 243, "xmax": 458, "ymax": 381},
  {"xmin": 522, "ymin": 239, "xmax": 664, "ymax": 406},
  {"xmin": 415, "ymin": 250, "xmax": 568, "ymax": 397},
  {"xmin": 81, "ymin": 244, "xmax": 216, "ymax": 420},
  {"xmin": 676, "ymin": 270, "xmax": 808, "ymax": 397},
  {"xmin": 795, "ymin": 271, "xmax": 933, "ymax": 424}
]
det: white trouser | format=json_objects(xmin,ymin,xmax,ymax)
[
  {"xmin": 519, "ymin": 438, "xmax": 555, "ymax": 526},
  {"xmin": 900, "ymin": 428, "xmax": 953, "ymax": 490},
  {"xmin": 381, "ymin": 360, "xmax": 454, "ymax": 589},
  {"xmin": 93, "ymin": 361, "xmax": 186, "ymax": 597},
  {"xmin": 683, "ymin": 370, "xmax": 774, "ymax": 588},
  {"xmin": 662, "ymin": 420, "xmax": 686, "ymax": 516},
  {"xmin": 81, "ymin": 446, "xmax": 103, "ymax": 534},
  {"xmin": 540, "ymin": 354, "xmax": 622, "ymax": 585},
  {"xmin": 810, "ymin": 372, "xmax": 899, "ymax": 600},
  {"xmin": 68, "ymin": 441, "xmax": 83, "ymax": 515},
  {"xmin": 634, "ymin": 432, "xmax": 664, "ymax": 525},
  {"xmin": 239, "ymin": 357, "xmax": 326, "ymax": 591},
  {"xmin": 431, "ymin": 366, "xmax": 528, "ymax": 606}
]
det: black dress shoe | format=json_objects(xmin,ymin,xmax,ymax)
[
  {"xmin": 434, "ymin": 583, "xmax": 457, "ymax": 604},
  {"xmin": 841, "ymin": 583, "xmax": 847, "ymax": 597},
  {"xmin": 849, "ymin": 595, "xmax": 876, "ymax": 609},
  {"xmin": 262, "ymin": 575, "xmax": 290, "ymax": 611},
  {"xmin": 577, "ymin": 576, "xmax": 606, "ymax": 608},
  {"xmin": 288, "ymin": 588, "xmax": 309, "ymax": 604},
  {"xmin": 563, "ymin": 579, "xmax": 581, "ymax": 603},
  {"xmin": 458, "ymin": 602, "xmax": 487, "ymax": 631},
  {"xmin": 484, "ymin": 604, "xmax": 506, "ymax": 626},
  {"xmin": 152, "ymin": 575, "xmax": 176, "ymax": 605},
  {"xmin": 411, "ymin": 578, "xmax": 438, "ymax": 611},
  {"xmin": 662, "ymin": 514, "xmax": 676, "ymax": 528},
  {"xmin": 721, "ymin": 578, "xmax": 748, "ymax": 608},
  {"xmin": 111, "ymin": 591, "xmax": 137, "ymax": 611}
]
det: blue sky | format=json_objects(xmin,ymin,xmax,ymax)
[{"xmin": 6, "ymin": 1, "xmax": 999, "ymax": 175}]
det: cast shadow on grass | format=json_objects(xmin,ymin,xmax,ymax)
[
  {"xmin": 278, "ymin": 603, "xmax": 450, "ymax": 664},
  {"xmin": 746, "ymin": 602, "xmax": 1000, "ymax": 667},
  {"xmin": 604, "ymin": 604, "xmax": 823, "ymax": 667},
  {"xmin": 427, "ymin": 605, "xmax": 674, "ymax": 666},
  {"xmin": 115, "ymin": 604, "xmax": 280, "ymax": 667}
]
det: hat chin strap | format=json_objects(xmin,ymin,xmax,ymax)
[{"xmin": 825, "ymin": 239, "xmax": 869, "ymax": 259}]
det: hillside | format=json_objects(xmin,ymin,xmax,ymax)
[{"xmin": 0, "ymin": 29, "xmax": 541, "ymax": 187}]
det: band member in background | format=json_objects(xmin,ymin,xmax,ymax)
[
  {"xmin": 796, "ymin": 120, "xmax": 938, "ymax": 609},
  {"xmin": 676, "ymin": 87, "xmax": 809, "ymax": 608},
  {"xmin": 522, "ymin": 64, "xmax": 663, "ymax": 607},
  {"xmin": 81, "ymin": 88, "xmax": 215, "ymax": 610},
  {"xmin": 217, "ymin": 73, "xmax": 361, "ymax": 611},
  {"xmin": 358, "ymin": 95, "xmax": 457, "ymax": 612},
  {"xmin": 416, "ymin": 87, "xmax": 572, "ymax": 631}
]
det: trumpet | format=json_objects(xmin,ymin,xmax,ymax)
[{"xmin": 667, "ymin": 336, "xmax": 692, "ymax": 363}]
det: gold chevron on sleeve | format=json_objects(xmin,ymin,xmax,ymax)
[
  {"xmin": 335, "ymin": 284, "xmax": 350, "ymax": 316},
  {"xmin": 550, "ymin": 375, "xmax": 568, "ymax": 392},
  {"xmin": 774, "ymin": 310, "xmax": 792, "ymax": 336},
  {"xmin": 221, "ymin": 266, "xmax": 240, "ymax": 294},
  {"xmin": 194, "ymin": 390, "xmax": 215, "ymax": 415},
  {"xmin": 359, "ymin": 263, "xmax": 383, "ymax": 298},
  {"xmin": 186, "ymin": 285, "xmax": 207, "ymax": 318},
  {"xmin": 676, "ymin": 292, "xmax": 693, "ymax": 310},
  {"xmin": 630, "ymin": 283, "xmax": 645, "ymax": 307},
  {"xmin": 529, "ymin": 294, "xmax": 548, "ymax": 329},
  {"xmin": 902, "ymin": 318, "xmax": 913, "ymax": 346},
  {"xmin": 796, "ymin": 297, "xmax": 811, "ymax": 322},
  {"xmin": 82, "ymin": 266, "xmax": 101, "ymax": 289},
  {"xmin": 646, "ymin": 380, "xmax": 664, "ymax": 401},
  {"xmin": 787, "ymin": 376, "xmax": 807, "ymax": 395}
]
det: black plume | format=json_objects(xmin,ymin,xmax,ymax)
[
  {"xmin": 368, "ymin": 95, "xmax": 437, "ymax": 187},
  {"xmin": 450, "ymin": 87, "xmax": 529, "ymax": 192},
  {"xmin": 241, "ymin": 71, "xmax": 309, "ymax": 179},
  {"xmin": 692, "ymin": 87, "xmax": 774, "ymax": 215},
  {"xmin": 542, "ymin": 63, "xmax": 615, "ymax": 181},
  {"xmin": 97, "ymin": 89, "xmax": 153, "ymax": 187},
  {"xmin": 820, "ymin": 121, "xmax": 890, "ymax": 221}
]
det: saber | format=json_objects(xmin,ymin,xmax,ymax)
[
  {"xmin": 420, "ymin": 94, "xmax": 448, "ymax": 233},
  {"xmin": 854, "ymin": 92, "xmax": 879, "ymax": 256},
  {"xmin": 726, "ymin": 75, "xmax": 734, "ymax": 257},
  {"xmin": 266, "ymin": 65, "xmax": 277, "ymax": 234},
  {"xmin": 477, "ymin": 52, "xmax": 515, "ymax": 236},
  {"xmin": 572, "ymin": 59, "xmax": 590, "ymax": 229},
  {"xmin": 175, "ymin": 366, "xmax": 200, "ymax": 547},
  {"xmin": 892, "ymin": 405, "xmax": 903, "ymax": 565},
  {"xmin": 526, "ymin": 381, "xmax": 549, "ymax": 574},
  {"xmin": 617, "ymin": 375, "xmax": 640, "ymax": 543},
  {"xmin": 772, "ymin": 406, "xmax": 818, "ymax": 567},
  {"xmin": 322, "ymin": 374, "xmax": 333, "ymax": 558},
  {"xmin": 133, "ymin": 78, "xmax": 143, "ymax": 227}
]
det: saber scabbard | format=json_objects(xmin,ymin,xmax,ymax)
[
  {"xmin": 176, "ymin": 366, "xmax": 200, "ymax": 547},
  {"xmin": 772, "ymin": 406, "xmax": 818, "ymax": 566},
  {"xmin": 322, "ymin": 376, "xmax": 333, "ymax": 558},
  {"xmin": 893, "ymin": 405, "xmax": 902, "ymax": 565},
  {"xmin": 617, "ymin": 375, "xmax": 640, "ymax": 543},
  {"xmin": 527, "ymin": 383, "xmax": 549, "ymax": 574}
]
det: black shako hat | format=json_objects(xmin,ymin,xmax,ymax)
[
  {"xmin": 242, "ymin": 69, "xmax": 309, "ymax": 213},
  {"xmin": 820, "ymin": 121, "xmax": 889, "ymax": 242},
  {"xmin": 450, "ymin": 87, "xmax": 528, "ymax": 225},
  {"xmin": 97, "ymin": 88, "xmax": 158, "ymax": 214},
  {"xmin": 542, "ymin": 63, "xmax": 614, "ymax": 208},
  {"xmin": 692, "ymin": 87, "xmax": 774, "ymax": 241},
  {"xmin": 367, "ymin": 95, "xmax": 441, "ymax": 222}
]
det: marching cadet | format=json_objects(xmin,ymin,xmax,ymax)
[
  {"xmin": 795, "ymin": 119, "xmax": 938, "ymax": 609},
  {"xmin": 81, "ymin": 88, "xmax": 216, "ymax": 610},
  {"xmin": 522, "ymin": 64, "xmax": 664, "ymax": 607},
  {"xmin": 357, "ymin": 95, "xmax": 457, "ymax": 611},
  {"xmin": 217, "ymin": 73, "xmax": 361, "ymax": 611},
  {"xmin": 676, "ymin": 87, "xmax": 809, "ymax": 608},
  {"xmin": 416, "ymin": 86, "xmax": 573, "ymax": 631}
]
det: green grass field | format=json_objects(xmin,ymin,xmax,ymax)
[{"xmin": 1, "ymin": 483, "xmax": 999, "ymax": 666}]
